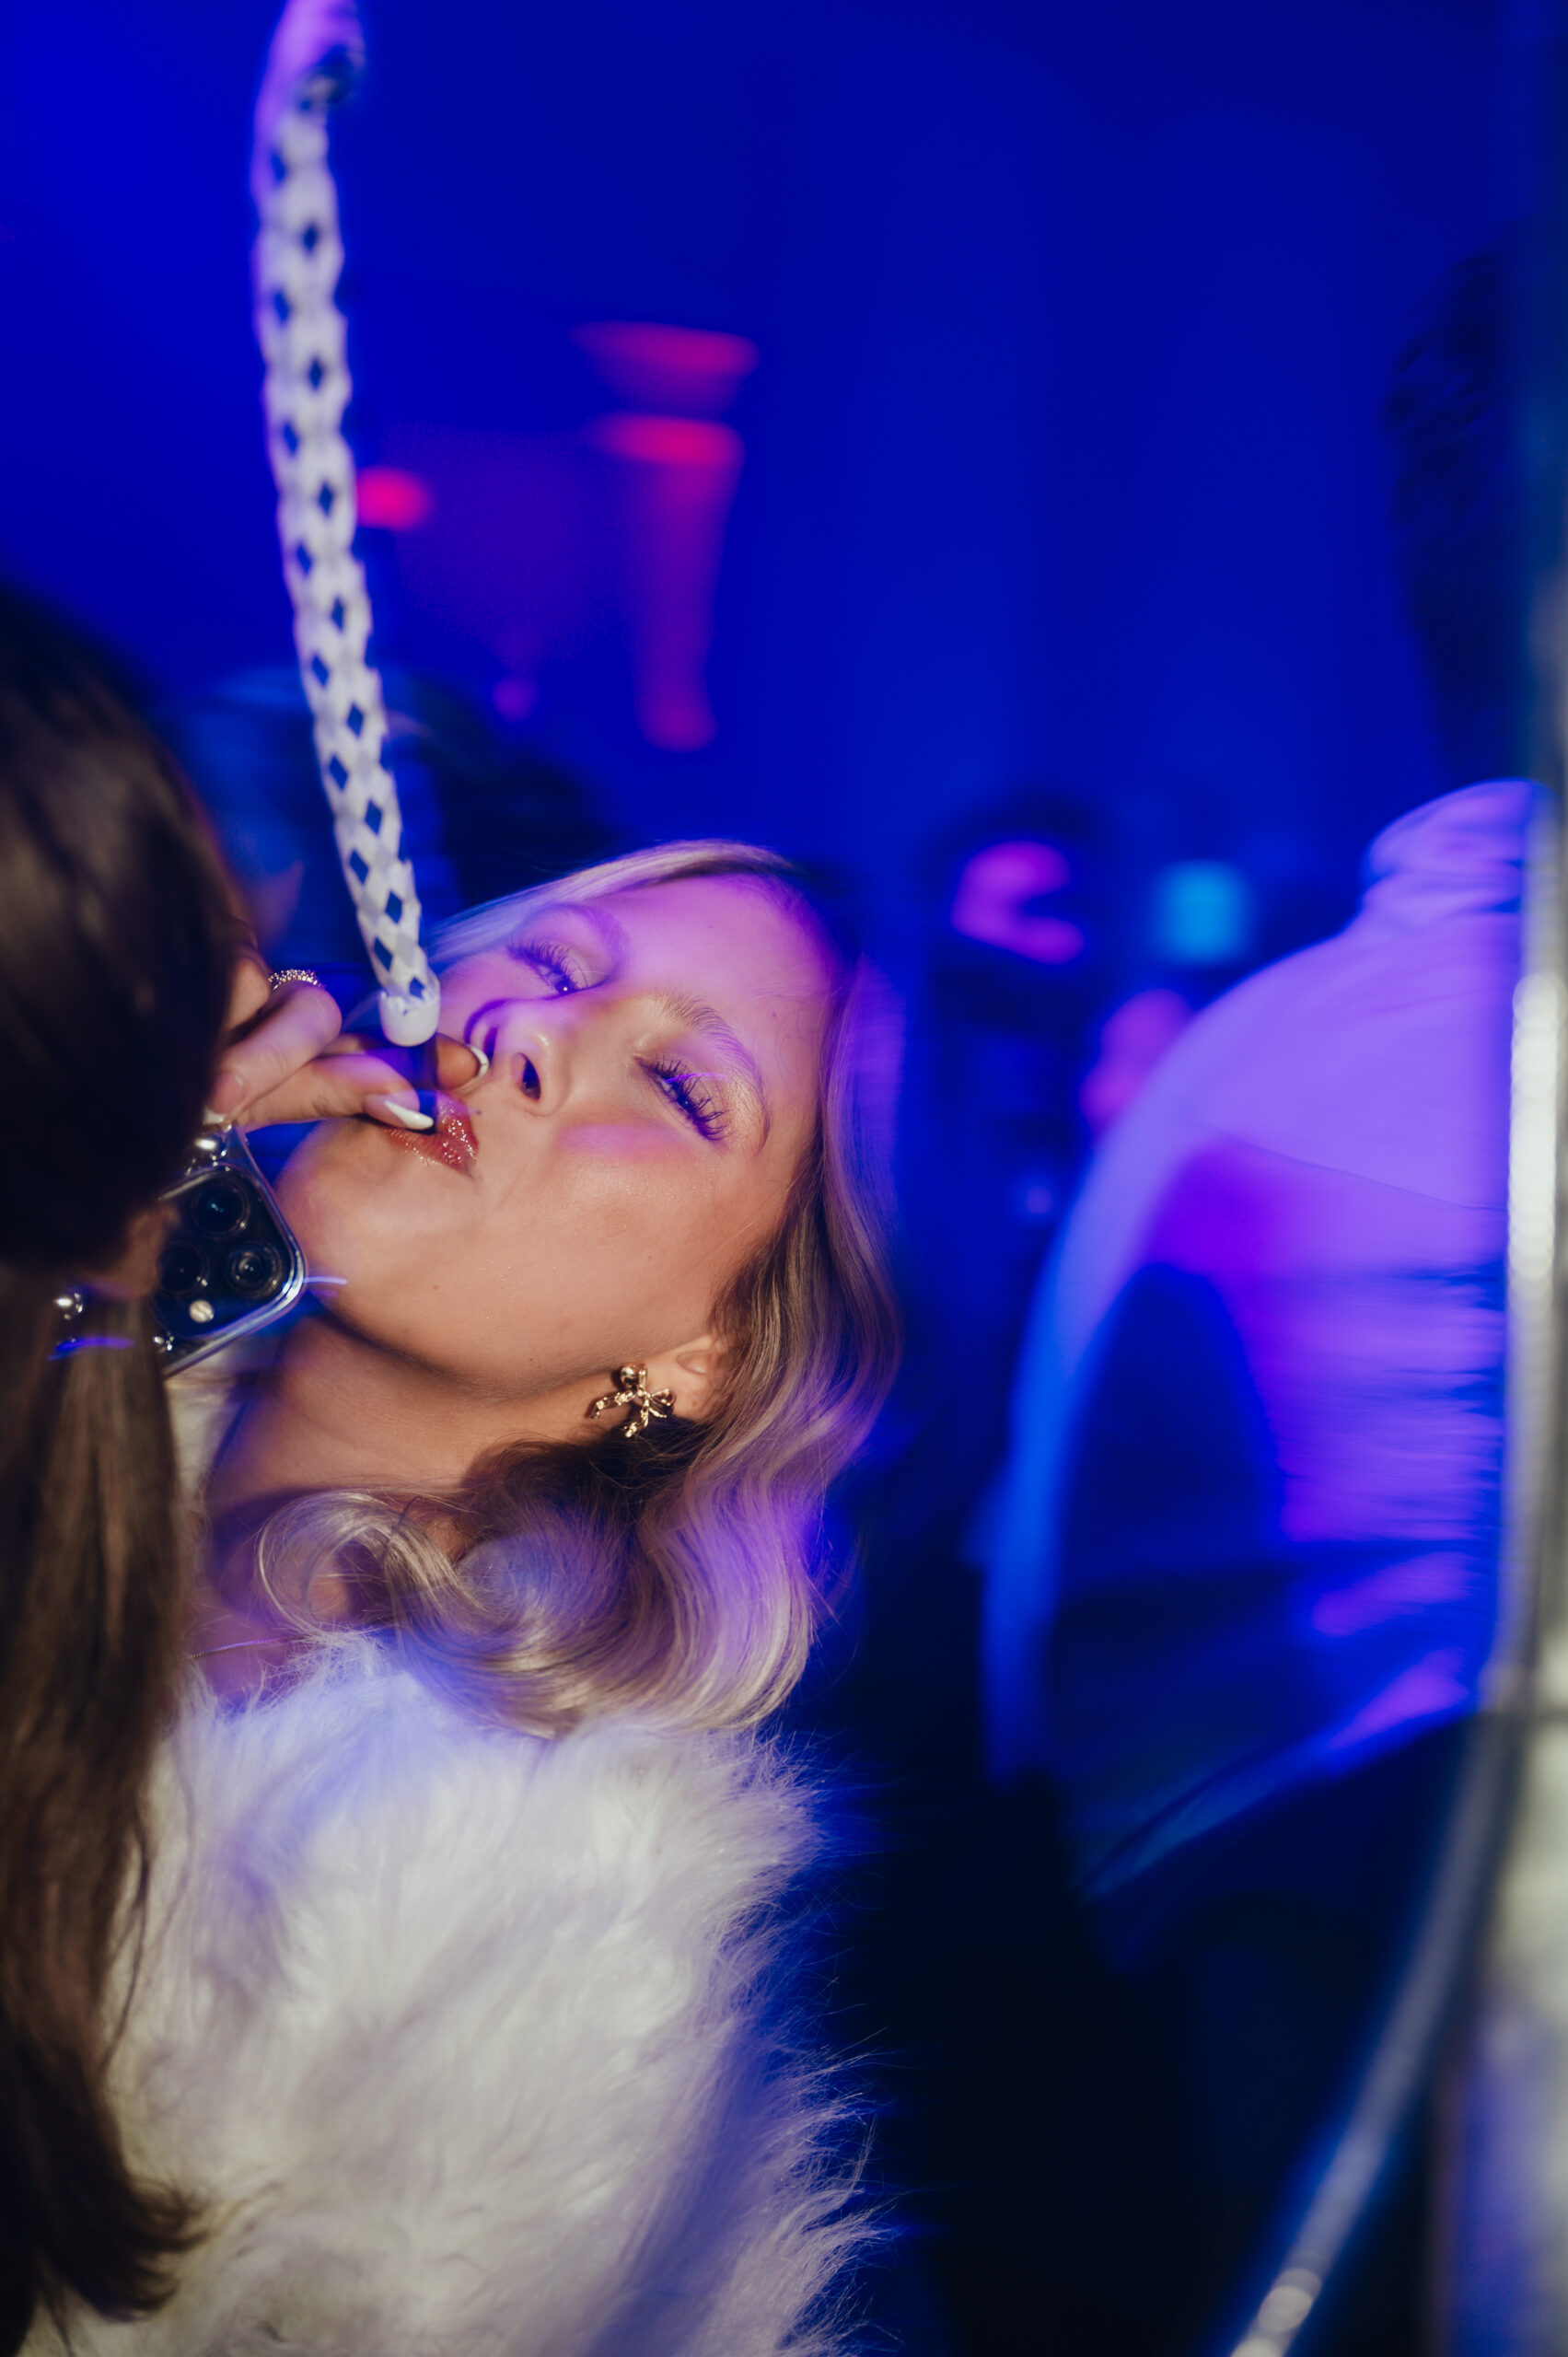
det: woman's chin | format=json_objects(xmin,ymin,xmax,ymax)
[{"xmin": 278, "ymin": 1117, "xmax": 465, "ymax": 1282}]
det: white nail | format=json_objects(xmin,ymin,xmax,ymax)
[
  {"xmin": 371, "ymin": 1096, "xmax": 435, "ymax": 1131},
  {"xmin": 467, "ymin": 1044, "xmax": 491, "ymax": 1079}
]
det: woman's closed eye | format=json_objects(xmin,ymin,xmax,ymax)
[
  {"xmin": 645, "ymin": 1058, "xmax": 727, "ymax": 1142},
  {"xmin": 507, "ymin": 938, "xmax": 588, "ymax": 995}
]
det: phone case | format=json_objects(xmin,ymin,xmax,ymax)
[{"xmin": 154, "ymin": 1125, "xmax": 309, "ymax": 1373}]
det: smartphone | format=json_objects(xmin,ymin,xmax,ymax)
[{"xmin": 153, "ymin": 1125, "xmax": 308, "ymax": 1372}]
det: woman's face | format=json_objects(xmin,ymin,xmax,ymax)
[{"xmin": 278, "ymin": 874, "xmax": 833, "ymax": 1409}]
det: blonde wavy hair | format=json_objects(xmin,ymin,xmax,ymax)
[{"xmin": 249, "ymin": 842, "xmax": 900, "ymax": 1733}]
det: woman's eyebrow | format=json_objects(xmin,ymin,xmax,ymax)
[
  {"xmin": 508, "ymin": 899, "xmax": 630, "ymax": 961},
  {"xmin": 654, "ymin": 990, "xmax": 772, "ymax": 1137}
]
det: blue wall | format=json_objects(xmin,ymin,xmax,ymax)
[{"xmin": 0, "ymin": 0, "xmax": 1506, "ymax": 944}]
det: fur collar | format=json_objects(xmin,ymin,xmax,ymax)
[{"xmin": 28, "ymin": 1363, "xmax": 865, "ymax": 2351}]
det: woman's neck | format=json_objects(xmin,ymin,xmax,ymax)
[
  {"xmin": 207, "ymin": 1310, "xmax": 595, "ymax": 1522},
  {"xmin": 193, "ymin": 1313, "xmax": 602, "ymax": 1698}
]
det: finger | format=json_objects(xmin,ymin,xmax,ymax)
[
  {"xmin": 285, "ymin": 1032, "xmax": 483, "ymax": 1088},
  {"xmin": 240, "ymin": 1050, "xmax": 428, "ymax": 1131},
  {"xmin": 233, "ymin": 1032, "xmax": 486, "ymax": 1130},
  {"xmin": 225, "ymin": 956, "xmax": 273, "ymax": 1036},
  {"xmin": 209, "ymin": 981, "xmax": 343, "ymax": 1122},
  {"xmin": 435, "ymin": 1035, "xmax": 486, "ymax": 1092}
]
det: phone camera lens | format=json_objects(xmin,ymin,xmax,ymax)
[
  {"xmin": 188, "ymin": 1176, "xmax": 250, "ymax": 1240},
  {"xmin": 157, "ymin": 1242, "xmax": 206, "ymax": 1297},
  {"xmin": 225, "ymin": 1243, "xmax": 285, "ymax": 1299}
]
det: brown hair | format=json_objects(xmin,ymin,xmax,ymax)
[
  {"xmin": 0, "ymin": 592, "xmax": 232, "ymax": 2345},
  {"xmin": 247, "ymin": 845, "xmax": 900, "ymax": 1735}
]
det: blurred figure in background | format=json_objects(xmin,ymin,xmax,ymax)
[
  {"xmin": 1077, "ymin": 986, "xmax": 1192, "ymax": 1144},
  {"xmin": 160, "ymin": 668, "xmax": 615, "ymax": 995},
  {"xmin": 787, "ymin": 794, "xmax": 1144, "ymax": 2356},
  {"xmin": 894, "ymin": 794, "xmax": 1108, "ymax": 1562},
  {"xmin": 982, "ymin": 247, "xmax": 1523, "ymax": 2345}
]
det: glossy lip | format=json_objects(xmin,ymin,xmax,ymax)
[{"xmin": 381, "ymin": 1096, "xmax": 479, "ymax": 1173}]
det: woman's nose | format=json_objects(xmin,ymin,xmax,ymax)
[{"xmin": 470, "ymin": 996, "xmax": 574, "ymax": 1112}]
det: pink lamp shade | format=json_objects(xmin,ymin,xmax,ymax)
[
  {"xmin": 572, "ymin": 320, "xmax": 759, "ymax": 419},
  {"xmin": 583, "ymin": 412, "xmax": 744, "ymax": 751}
]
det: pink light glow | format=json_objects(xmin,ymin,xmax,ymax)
[
  {"xmin": 582, "ymin": 413, "xmax": 746, "ymax": 752},
  {"xmin": 357, "ymin": 466, "xmax": 435, "ymax": 530},
  {"xmin": 573, "ymin": 321, "xmax": 759, "ymax": 418},
  {"xmin": 1079, "ymin": 989, "xmax": 1193, "ymax": 1141},
  {"xmin": 950, "ymin": 840, "xmax": 1085, "ymax": 964},
  {"xmin": 375, "ymin": 317, "xmax": 756, "ymax": 753},
  {"xmin": 586, "ymin": 413, "xmax": 742, "ymax": 469}
]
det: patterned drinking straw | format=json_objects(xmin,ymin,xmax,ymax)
[{"xmin": 250, "ymin": 6, "xmax": 439, "ymax": 1047}]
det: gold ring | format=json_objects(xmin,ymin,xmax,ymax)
[{"xmin": 268, "ymin": 968, "xmax": 321, "ymax": 992}]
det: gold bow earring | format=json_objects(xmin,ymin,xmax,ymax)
[{"xmin": 587, "ymin": 1366, "xmax": 677, "ymax": 1438}]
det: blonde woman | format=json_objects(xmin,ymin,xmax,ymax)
[{"xmin": 43, "ymin": 843, "xmax": 897, "ymax": 2357}]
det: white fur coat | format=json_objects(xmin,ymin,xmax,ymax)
[{"xmin": 29, "ymin": 1643, "xmax": 865, "ymax": 2355}]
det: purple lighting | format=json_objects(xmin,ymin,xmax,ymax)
[
  {"xmin": 375, "ymin": 320, "xmax": 755, "ymax": 750},
  {"xmin": 1325, "ymin": 1650, "xmax": 1470, "ymax": 1750},
  {"xmin": 582, "ymin": 412, "xmax": 745, "ymax": 752},
  {"xmin": 357, "ymin": 466, "xmax": 435, "ymax": 531},
  {"xmin": 949, "ymin": 840, "xmax": 1085, "ymax": 964},
  {"xmin": 571, "ymin": 320, "xmax": 759, "ymax": 419}
]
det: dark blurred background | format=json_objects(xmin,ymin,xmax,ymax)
[
  {"xmin": 0, "ymin": 0, "xmax": 1500, "ymax": 899},
  {"xmin": 0, "ymin": 3, "xmax": 1517, "ymax": 2350}
]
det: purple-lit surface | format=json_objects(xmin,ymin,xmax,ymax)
[
  {"xmin": 950, "ymin": 840, "xmax": 1086, "ymax": 964},
  {"xmin": 987, "ymin": 781, "xmax": 1524, "ymax": 1887}
]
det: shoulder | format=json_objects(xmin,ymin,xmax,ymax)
[
  {"xmin": 165, "ymin": 1330, "xmax": 275, "ymax": 1497},
  {"xmin": 137, "ymin": 1644, "xmax": 825, "ymax": 2086},
  {"xmin": 89, "ymin": 1649, "xmax": 860, "ymax": 2356},
  {"xmin": 156, "ymin": 1643, "xmax": 822, "ymax": 1943}
]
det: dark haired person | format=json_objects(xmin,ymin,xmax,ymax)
[{"xmin": 0, "ymin": 589, "xmax": 459, "ymax": 2353}]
